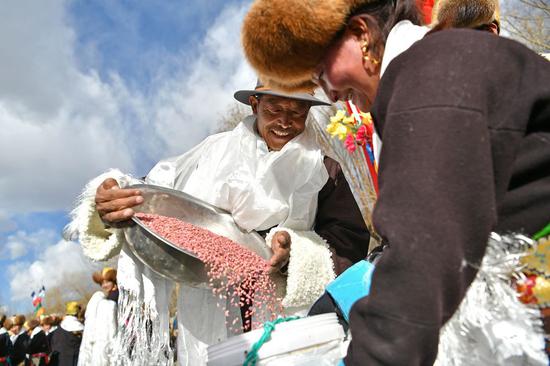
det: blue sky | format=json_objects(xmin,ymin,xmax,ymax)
[{"xmin": 0, "ymin": 0, "xmax": 256, "ymax": 314}]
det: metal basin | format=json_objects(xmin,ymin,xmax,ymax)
[{"xmin": 123, "ymin": 184, "xmax": 272, "ymax": 287}]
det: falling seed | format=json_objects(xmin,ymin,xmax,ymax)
[{"xmin": 136, "ymin": 213, "xmax": 283, "ymax": 330}]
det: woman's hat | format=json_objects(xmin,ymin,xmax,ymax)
[
  {"xmin": 25, "ymin": 319, "xmax": 40, "ymax": 331},
  {"xmin": 242, "ymin": 0, "xmax": 375, "ymax": 92},
  {"xmin": 40, "ymin": 315, "xmax": 53, "ymax": 326},
  {"xmin": 92, "ymin": 267, "xmax": 117, "ymax": 285},
  {"xmin": 65, "ymin": 301, "xmax": 81, "ymax": 316},
  {"xmin": 2, "ymin": 317, "xmax": 13, "ymax": 330},
  {"xmin": 234, "ymin": 80, "xmax": 330, "ymax": 106},
  {"xmin": 11, "ymin": 314, "xmax": 26, "ymax": 327},
  {"xmin": 432, "ymin": 0, "xmax": 500, "ymax": 31}
]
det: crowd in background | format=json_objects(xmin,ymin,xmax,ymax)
[{"xmin": 0, "ymin": 267, "xmax": 118, "ymax": 366}]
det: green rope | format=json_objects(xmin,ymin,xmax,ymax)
[
  {"xmin": 533, "ymin": 221, "xmax": 550, "ymax": 241},
  {"xmin": 243, "ymin": 316, "xmax": 300, "ymax": 366}
]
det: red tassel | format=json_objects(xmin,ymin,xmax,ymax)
[{"xmin": 416, "ymin": 0, "xmax": 435, "ymax": 24}]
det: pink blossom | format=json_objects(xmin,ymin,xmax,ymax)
[
  {"xmin": 344, "ymin": 134, "xmax": 356, "ymax": 153},
  {"xmin": 356, "ymin": 125, "xmax": 367, "ymax": 145},
  {"xmin": 356, "ymin": 123, "xmax": 373, "ymax": 145}
]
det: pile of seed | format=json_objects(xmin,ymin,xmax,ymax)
[{"xmin": 136, "ymin": 213, "xmax": 281, "ymax": 330}]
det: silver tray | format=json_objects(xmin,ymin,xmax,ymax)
[{"xmin": 123, "ymin": 184, "xmax": 272, "ymax": 287}]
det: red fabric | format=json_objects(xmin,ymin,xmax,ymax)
[{"xmin": 416, "ymin": 0, "xmax": 435, "ymax": 24}]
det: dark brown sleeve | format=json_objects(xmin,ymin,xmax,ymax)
[
  {"xmin": 344, "ymin": 31, "xmax": 513, "ymax": 366},
  {"xmin": 315, "ymin": 157, "xmax": 371, "ymax": 276},
  {"xmin": 345, "ymin": 107, "xmax": 497, "ymax": 365}
]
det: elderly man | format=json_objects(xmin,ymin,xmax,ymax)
[{"xmin": 67, "ymin": 81, "xmax": 370, "ymax": 365}]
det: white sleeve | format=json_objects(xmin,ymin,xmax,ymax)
[{"xmin": 64, "ymin": 169, "xmax": 141, "ymax": 261}]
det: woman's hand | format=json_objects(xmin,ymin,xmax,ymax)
[
  {"xmin": 269, "ymin": 231, "xmax": 291, "ymax": 273},
  {"xmin": 95, "ymin": 178, "xmax": 143, "ymax": 225}
]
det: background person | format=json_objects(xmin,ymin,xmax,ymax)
[
  {"xmin": 0, "ymin": 317, "xmax": 12, "ymax": 366},
  {"xmin": 78, "ymin": 268, "xmax": 118, "ymax": 366},
  {"xmin": 24, "ymin": 319, "xmax": 50, "ymax": 366},
  {"xmin": 9, "ymin": 315, "xmax": 29, "ymax": 366},
  {"xmin": 49, "ymin": 303, "xmax": 83, "ymax": 366}
]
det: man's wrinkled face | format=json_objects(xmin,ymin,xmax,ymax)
[{"xmin": 250, "ymin": 94, "xmax": 311, "ymax": 151}]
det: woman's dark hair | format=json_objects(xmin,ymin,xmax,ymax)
[{"xmin": 346, "ymin": 0, "xmax": 423, "ymax": 60}]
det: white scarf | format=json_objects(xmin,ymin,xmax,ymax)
[
  {"xmin": 61, "ymin": 315, "xmax": 84, "ymax": 332},
  {"xmin": 10, "ymin": 328, "xmax": 26, "ymax": 344},
  {"xmin": 30, "ymin": 326, "xmax": 43, "ymax": 340}
]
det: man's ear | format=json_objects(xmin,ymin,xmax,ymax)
[{"xmin": 249, "ymin": 95, "xmax": 259, "ymax": 114}]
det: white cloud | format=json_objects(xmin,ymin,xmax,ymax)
[
  {"xmin": 1, "ymin": 229, "xmax": 58, "ymax": 260},
  {"xmin": 5, "ymin": 242, "xmax": 27, "ymax": 260},
  {"xmin": 143, "ymin": 3, "xmax": 257, "ymax": 157},
  {"xmin": 0, "ymin": 0, "xmax": 255, "ymax": 215},
  {"xmin": 8, "ymin": 238, "xmax": 98, "ymax": 302},
  {"xmin": 0, "ymin": 211, "xmax": 16, "ymax": 233}
]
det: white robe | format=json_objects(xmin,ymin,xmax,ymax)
[
  {"xmin": 78, "ymin": 291, "xmax": 117, "ymax": 366},
  {"xmin": 67, "ymin": 116, "xmax": 336, "ymax": 365}
]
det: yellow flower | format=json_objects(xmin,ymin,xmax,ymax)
[
  {"xmin": 334, "ymin": 123, "xmax": 350, "ymax": 140},
  {"xmin": 326, "ymin": 121, "xmax": 340, "ymax": 136},
  {"xmin": 329, "ymin": 110, "xmax": 346, "ymax": 124},
  {"xmin": 360, "ymin": 112, "xmax": 373, "ymax": 125},
  {"xmin": 342, "ymin": 116, "xmax": 356, "ymax": 127}
]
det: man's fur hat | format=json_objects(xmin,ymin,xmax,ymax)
[
  {"xmin": 2, "ymin": 317, "xmax": 13, "ymax": 330},
  {"xmin": 25, "ymin": 319, "xmax": 40, "ymax": 331},
  {"xmin": 92, "ymin": 267, "xmax": 117, "ymax": 285},
  {"xmin": 11, "ymin": 314, "xmax": 26, "ymax": 327},
  {"xmin": 40, "ymin": 315, "xmax": 53, "ymax": 326},
  {"xmin": 242, "ymin": 0, "xmax": 376, "ymax": 92},
  {"xmin": 432, "ymin": 0, "xmax": 500, "ymax": 31}
]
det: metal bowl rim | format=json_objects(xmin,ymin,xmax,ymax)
[{"xmin": 128, "ymin": 183, "xmax": 269, "ymax": 260}]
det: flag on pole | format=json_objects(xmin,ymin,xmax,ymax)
[{"xmin": 31, "ymin": 286, "xmax": 46, "ymax": 316}]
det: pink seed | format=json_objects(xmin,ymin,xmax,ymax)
[{"xmin": 136, "ymin": 213, "xmax": 283, "ymax": 330}]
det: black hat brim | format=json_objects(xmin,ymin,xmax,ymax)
[{"xmin": 234, "ymin": 89, "xmax": 330, "ymax": 106}]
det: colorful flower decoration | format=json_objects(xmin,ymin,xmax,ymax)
[{"xmin": 326, "ymin": 109, "xmax": 375, "ymax": 153}]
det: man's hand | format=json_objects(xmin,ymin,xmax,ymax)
[
  {"xmin": 95, "ymin": 178, "xmax": 143, "ymax": 225},
  {"xmin": 269, "ymin": 231, "xmax": 291, "ymax": 273}
]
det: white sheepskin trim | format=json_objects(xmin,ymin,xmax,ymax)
[
  {"xmin": 266, "ymin": 228, "xmax": 336, "ymax": 309},
  {"xmin": 64, "ymin": 169, "xmax": 141, "ymax": 262}
]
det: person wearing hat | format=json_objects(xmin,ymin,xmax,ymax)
[
  {"xmin": 78, "ymin": 268, "xmax": 118, "ymax": 366},
  {"xmin": 242, "ymin": 0, "xmax": 550, "ymax": 364},
  {"xmin": 0, "ymin": 317, "xmax": 12, "ymax": 366},
  {"xmin": 67, "ymin": 80, "xmax": 372, "ymax": 364},
  {"xmin": 40, "ymin": 314, "xmax": 61, "ymax": 355},
  {"xmin": 24, "ymin": 319, "xmax": 50, "ymax": 366},
  {"xmin": 8, "ymin": 315, "xmax": 29, "ymax": 366},
  {"xmin": 49, "ymin": 303, "xmax": 83, "ymax": 366},
  {"xmin": 431, "ymin": 0, "xmax": 500, "ymax": 33},
  {"xmin": 39, "ymin": 315, "xmax": 57, "ymax": 337}
]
